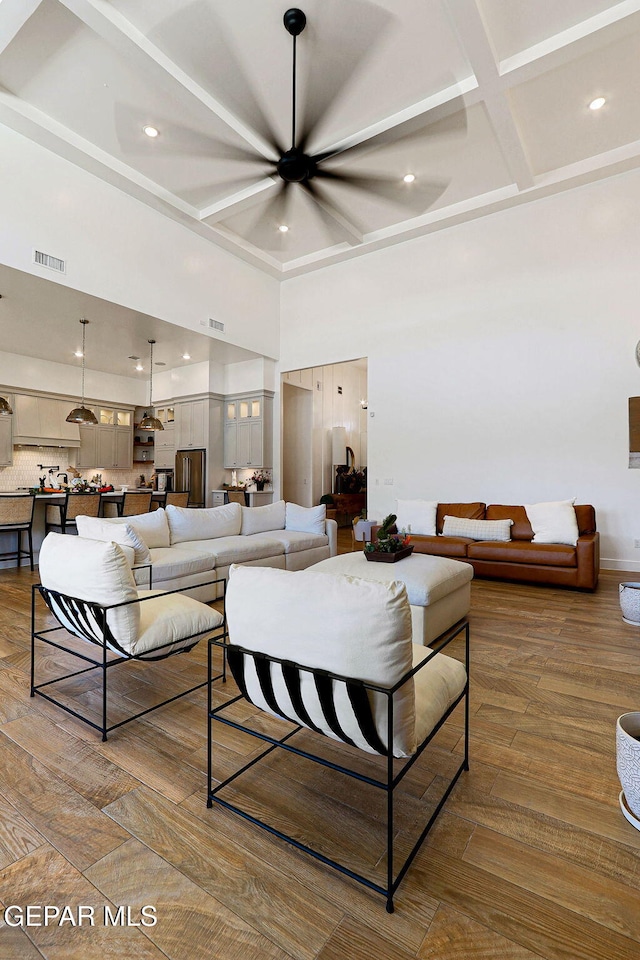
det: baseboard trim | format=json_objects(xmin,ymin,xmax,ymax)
[{"xmin": 601, "ymin": 559, "xmax": 640, "ymax": 573}]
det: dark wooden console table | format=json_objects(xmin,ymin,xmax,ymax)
[{"xmin": 329, "ymin": 493, "xmax": 366, "ymax": 527}]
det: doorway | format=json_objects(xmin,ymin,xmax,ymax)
[{"xmin": 282, "ymin": 382, "xmax": 313, "ymax": 506}]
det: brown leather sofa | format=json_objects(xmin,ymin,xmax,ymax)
[{"xmin": 372, "ymin": 502, "xmax": 599, "ymax": 590}]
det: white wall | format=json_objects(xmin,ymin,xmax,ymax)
[
  {"xmin": 0, "ymin": 125, "xmax": 280, "ymax": 360},
  {"xmin": 280, "ymin": 167, "xmax": 640, "ymax": 569},
  {"xmin": 0, "ymin": 350, "xmax": 146, "ymax": 405}
]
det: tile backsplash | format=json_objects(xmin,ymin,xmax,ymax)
[{"xmin": 0, "ymin": 446, "xmax": 154, "ymax": 490}]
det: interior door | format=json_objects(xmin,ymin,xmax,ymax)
[{"xmin": 282, "ymin": 383, "xmax": 313, "ymax": 506}]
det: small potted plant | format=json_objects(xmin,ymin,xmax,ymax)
[
  {"xmin": 250, "ymin": 469, "xmax": 271, "ymax": 491},
  {"xmin": 364, "ymin": 513, "xmax": 413, "ymax": 562}
]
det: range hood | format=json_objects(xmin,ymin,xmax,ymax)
[{"xmin": 13, "ymin": 394, "xmax": 80, "ymax": 447}]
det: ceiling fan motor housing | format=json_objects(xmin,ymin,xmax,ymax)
[
  {"xmin": 283, "ymin": 8, "xmax": 306, "ymax": 36},
  {"xmin": 277, "ymin": 148, "xmax": 316, "ymax": 183}
]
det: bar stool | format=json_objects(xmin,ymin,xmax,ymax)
[
  {"xmin": 45, "ymin": 492, "xmax": 101, "ymax": 535},
  {"xmin": 118, "ymin": 491, "xmax": 153, "ymax": 516},
  {"xmin": 165, "ymin": 490, "xmax": 190, "ymax": 508},
  {"xmin": 0, "ymin": 494, "xmax": 36, "ymax": 570},
  {"xmin": 225, "ymin": 490, "xmax": 247, "ymax": 506}
]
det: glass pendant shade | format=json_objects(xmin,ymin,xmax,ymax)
[
  {"xmin": 138, "ymin": 339, "xmax": 164, "ymax": 431},
  {"xmin": 66, "ymin": 318, "xmax": 98, "ymax": 425},
  {"xmin": 0, "ymin": 396, "xmax": 13, "ymax": 416}
]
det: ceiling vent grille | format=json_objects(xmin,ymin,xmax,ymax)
[
  {"xmin": 33, "ymin": 249, "xmax": 66, "ymax": 273},
  {"xmin": 202, "ymin": 318, "xmax": 225, "ymax": 332}
]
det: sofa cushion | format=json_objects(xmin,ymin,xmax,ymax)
[
  {"xmin": 179, "ymin": 535, "xmax": 285, "ymax": 566},
  {"xmin": 136, "ymin": 547, "xmax": 215, "ymax": 584},
  {"xmin": 107, "ymin": 508, "xmax": 170, "ymax": 549},
  {"xmin": 413, "ymin": 644, "xmax": 468, "ymax": 747},
  {"xmin": 468, "ymin": 540, "xmax": 577, "ymax": 567},
  {"xmin": 75, "ymin": 515, "xmax": 151, "ymax": 565},
  {"xmin": 442, "ymin": 516, "xmax": 512, "ymax": 542},
  {"xmin": 250, "ymin": 529, "xmax": 329, "ymax": 555},
  {"xmin": 39, "ymin": 534, "xmax": 140, "ymax": 653},
  {"xmin": 167, "ymin": 502, "xmax": 241, "ymax": 544},
  {"xmin": 395, "ymin": 499, "xmax": 437, "ymax": 536},
  {"xmin": 134, "ymin": 590, "xmax": 223, "ymax": 658},
  {"xmin": 436, "ymin": 502, "xmax": 486, "ymax": 534},
  {"xmin": 524, "ymin": 499, "xmax": 579, "ymax": 546},
  {"xmin": 485, "ymin": 505, "xmax": 533, "ymax": 541},
  {"xmin": 226, "ymin": 564, "xmax": 416, "ymax": 757},
  {"xmin": 285, "ymin": 502, "xmax": 326, "ymax": 535},
  {"xmin": 241, "ymin": 499, "xmax": 285, "ymax": 535},
  {"xmin": 410, "ymin": 535, "xmax": 472, "ymax": 558}
]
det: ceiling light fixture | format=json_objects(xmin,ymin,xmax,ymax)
[
  {"xmin": 143, "ymin": 125, "xmax": 159, "ymax": 138},
  {"xmin": 589, "ymin": 97, "xmax": 606, "ymax": 111},
  {"xmin": 135, "ymin": 362, "xmax": 143, "ymax": 372},
  {"xmin": 182, "ymin": 352, "xmax": 191, "ymax": 360},
  {"xmin": 74, "ymin": 349, "xmax": 83, "ymax": 358},
  {"xmin": 278, "ymin": 224, "xmax": 289, "ymax": 233},
  {"xmin": 403, "ymin": 173, "xmax": 416, "ymax": 183},
  {"xmin": 66, "ymin": 319, "xmax": 98, "ymax": 425},
  {"xmin": 0, "ymin": 395, "xmax": 12, "ymax": 416},
  {"xmin": 138, "ymin": 340, "xmax": 164, "ymax": 431}
]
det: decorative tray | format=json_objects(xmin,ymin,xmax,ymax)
[{"xmin": 364, "ymin": 546, "xmax": 414, "ymax": 563}]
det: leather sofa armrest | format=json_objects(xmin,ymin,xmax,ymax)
[{"xmin": 575, "ymin": 532, "xmax": 600, "ymax": 590}]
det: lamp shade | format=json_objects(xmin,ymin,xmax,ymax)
[
  {"xmin": 332, "ymin": 426, "xmax": 347, "ymax": 465},
  {"xmin": 66, "ymin": 404, "xmax": 98, "ymax": 425}
]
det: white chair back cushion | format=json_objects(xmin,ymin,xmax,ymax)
[
  {"xmin": 285, "ymin": 502, "xmax": 326, "ymax": 535},
  {"xmin": 226, "ymin": 565, "xmax": 416, "ymax": 757},
  {"xmin": 75, "ymin": 515, "xmax": 151, "ymax": 565},
  {"xmin": 107, "ymin": 507, "xmax": 170, "ymax": 549},
  {"xmin": 38, "ymin": 534, "xmax": 140, "ymax": 653},
  {"xmin": 240, "ymin": 499, "xmax": 285, "ymax": 535},
  {"xmin": 167, "ymin": 502, "xmax": 241, "ymax": 544}
]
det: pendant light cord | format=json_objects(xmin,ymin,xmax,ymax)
[
  {"xmin": 148, "ymin": 339, "xmax": 155, "ymax": 408},
  {"xmin": 80, "ymin": 318, "xmax": 87, "ymax": 405},
  {"xmin": 291, "ymin": 34, "xmax": 297, "ymax": 149}
]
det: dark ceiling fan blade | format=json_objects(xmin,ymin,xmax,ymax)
[
  {"xmin": 315, "ymin": 168, "xmax": 450, "ymax": 213},
  {"xmin": 242, "ymin": 182, "xmax": 295, "ymax": 250},
  {"xmin": 301, "ymin": 181, "xmax": 363, "ymax": 246},
  {"xmin": 297, "ymin": 0, "xmax": 395, "ymax": 154},
  {"xmin": 147, "ymin": 0, "xmax": 285, "ymax": 157},
  {"xmin": 114, "ymin": 103, "xmax": 267, "ymax": 166},
  {"xmin": 313, "ymin": 98, "xmax": 467, "ymax": 167},
  {"xmin": 181, "ymin": 172, "xmax": 278, "ymax": 209}
]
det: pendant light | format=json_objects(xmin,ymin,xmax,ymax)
[
  {"xmin": 0, "ymin": 395, "xmax": 12, "ymax": 416},
  {"xmin": 66, "ymin": 318, "xmax": 98, "ymax": 425},
  {"xmin": 138, "ymin": 339, "xmax": 164, "ymax": 431}
]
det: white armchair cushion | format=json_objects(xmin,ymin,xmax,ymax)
[
  {"xmin": 107, "ymin": 507, "xmax": 170, "ymax": 549},
  {"xmin": 241, "ymin": 499, "xmax": 285, "ymax": 535},
  {"xmin": 395, "ymin": 499, "xmax": 437, "ymax": 536},
  {"xmin": 75, "ymin": 515, "xmax": 151, "ymax": 565},
  {"xmin": 524, "ymin": 499, "xmax": 579, "ymax": 546},
  {"xmin": 39, "ymin": 534, "xmax": 140, "ymax": 653},
  {"xmin": 226, "ymin": 565, "xmax": 416, "ymax": 757},
  {"xmin": 133, "ymin": 590, "xmax": 223, "ymax": 658},
  {"xmin": 412, "ymin": 645, "xmax": 467, "ymax": 745},
  {"xmin": 285, "ymin": 502, "xmax": 326, "ymax": 535},
  {"xmin": 167, "ymin": 502, "xmax": 241, "ymax": 544}
]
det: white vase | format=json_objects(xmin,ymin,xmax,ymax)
[
  {"xmin": 616, "ymin": 713, "xmax": 640, "ymax": 823},
  {"xmin": 619, "ymin": 582, "xmax": 640, "ymax": 624}
]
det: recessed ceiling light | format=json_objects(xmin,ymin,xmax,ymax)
[
  {"xmin": 182, "ymin": 352, "xmax": 191, "ymax": 360},
  {"xmin": 74, "ymin": 349, "xmax": 83, "ymax": 358},
  {"xmin": 589, "ymin": 97, "xmax": 606, "ymax": 111},
  {"xmin": 143, "ymin": 125, "xmax": 159, "ymax": 138},
  {"xmin": 403, "ymin": 173, "xmax": 416, "ymax": 183},
  {"xmin": 278, "ymin": 224, "xmax": 289, "ymax": 233},
  {"xmin": 135, "ymin": 363, "xmax": 143, "ymax": 372}
]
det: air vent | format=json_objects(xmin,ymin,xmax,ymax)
[
  {"xmin": 201, "ymin": 318, "xmax": 225, "ymax": 332},
  {"xmin": 33, "ymin": 249, "xmax": 66, "ymax": 273}
]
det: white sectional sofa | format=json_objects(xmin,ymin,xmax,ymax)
[{"xmin": 75, "ymin": 499, "xmax": 337, "ymax": 602}]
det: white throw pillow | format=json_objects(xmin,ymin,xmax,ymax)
[
  {"xmin": 75, "ymin": 515, "xmax": 151, "ymax": 564},
  {"xmin": 108, "ymin": 508, "xmax": 170, "ymax": 549},
  {"xmin": 285, "ymin": 502, "xmax": 326, "ymax": 536},
  {"xmin": 241, "ymin": 499, "xmax": 286, "ymax": 535},
  {"xmin": 395, "ymin": 499, "xmax": 437, "ymax": 536},
  {"xmin": 442, "ymin": 516, "xmax": 513, "ymax": 542},
  {"xmin": 524, "ymin": 499, "xmax": 579, "ymax": 546},
  {"xmin": 166, "ymin": 502, "xmax": 241, "ymax": 544}
]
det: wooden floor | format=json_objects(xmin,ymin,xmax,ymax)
[{"xmin": 1, "ymin": 534, "xmax": 640, "ymax": 959}]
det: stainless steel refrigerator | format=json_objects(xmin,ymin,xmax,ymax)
[{"xmin": 175, "ymin": 449, "xmax": 206, "ymax": 507}]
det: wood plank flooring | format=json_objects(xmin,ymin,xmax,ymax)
[{"xmin": 1, "ymin": 535, "xmax": 640, "ymax": 959}]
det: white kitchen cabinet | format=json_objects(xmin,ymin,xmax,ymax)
[
  {"xmin": 154, "ymin": 423, "xmax": 175, "ymax": 468},
  {"xmin": 77, "ymin": 424, "xmax": 98, "ymax": 468},
  {"xmin": 78, "ymin": 410, "xmax": 132, "ymax": 469},
  {"xmin": 13, "ymin": 395, "xmax": 80, "ymax": 446},
  {"xmin": 0, "ymin": 413, "xmax": 12, "ymax": 466},
  {"xmin": 223, "ymin": 393, "xmax": 272, "ymax": 468},
  {"xmin": 175, "ymin": 400, "xmax": 207, "ymax": 449}
]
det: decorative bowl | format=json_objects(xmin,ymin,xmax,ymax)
[
  {"xmin": 617, "ymin": 712, "xmax": 640, "ymax": 821},
  {"xmin": 364, "ymin": 546, "xmax": 414, "ymax": 563}
]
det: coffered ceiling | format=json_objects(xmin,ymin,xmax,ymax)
[{"xmin": 0, "ymin": 0, "xmax": 639, "ymax": 279}]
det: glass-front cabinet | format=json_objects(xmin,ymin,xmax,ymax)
[{"xmin": 223, "ymin": 393, "xmax": 272, "ymax": 469}]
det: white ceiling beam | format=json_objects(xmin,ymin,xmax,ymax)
[
  {"xmin": 0, "ymin": 0, "xmax": 43, "ymax": 56},
  {"xmin": 200, "ymin": 178, "xmax": 280, "ymax": 224},
  {"xmin": 445, "ymin": 0, "xmax": 534, "ymax": 191},
  {"xmin": 57, "ymin": 0, "xmax": 278, "ymax": 162}
]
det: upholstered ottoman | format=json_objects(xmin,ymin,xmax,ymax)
[{"xmin": 312, "ymin": 552, "xmax": 473, "ymax": 645}]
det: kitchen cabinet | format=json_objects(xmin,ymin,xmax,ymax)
[
  {"xmin": 154, "ymin": 423, "xmax": 175, "ymax": 468},
  {"xmin": 0, "ymin": 413, "xmax": 12, "ymax": 466},
  {"xmin": 13, "ymin": 395, "xmax": 80, "ymax": 447},
  {"xmin": 77, "ymin": 408, "xmax": 132, "ymax": 469},
  {"xmin": 175, "ymin": 399, "xmax": 207, "ymax": 449},
  {"xmin": 223, "ymin": 393, "xmax": 272, "ymax": 469}
]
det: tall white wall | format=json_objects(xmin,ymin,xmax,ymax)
[
  {"xmin": 0, "ymin": 350, "xmax": 145, "ymax": 405},
  {"xmin": 280, "ymin": 167, "xmax": 640, "ymax": 569},
  {"xmin": 0, "ymin": 125, "xmax": 280, "ymax": 360}
]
